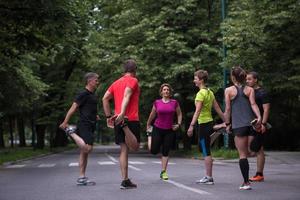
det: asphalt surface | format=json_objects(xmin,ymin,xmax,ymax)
[{"xmin": 0, "ymin": 145, "xmax": 300, "ymax": 200}]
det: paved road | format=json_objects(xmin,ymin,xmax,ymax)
[{"xmin": 0, "ymin": 146, "xmax": 300, "ymax": 200}]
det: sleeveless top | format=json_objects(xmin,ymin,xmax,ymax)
[{"xmin": 231, "ymin": 86, "xmax": 255, "ymax": 129}]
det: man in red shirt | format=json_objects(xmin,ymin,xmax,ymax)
[{"xmin": 102, "ymin": 59, "xmax": 140, "ymax": 189}]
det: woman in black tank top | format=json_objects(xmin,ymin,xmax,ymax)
[{"xmin": 224, "ymin": 66, "xmax": 261, "ymax": 190}]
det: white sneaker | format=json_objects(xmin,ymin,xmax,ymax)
[
  {"xmin": 239, "ymin": 183, "xmax": 251, "ymax": 190},
  {"xmin": 196, "ymin": 176, "xmax": 214, "ymax": 185}
]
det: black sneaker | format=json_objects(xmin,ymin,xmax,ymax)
[{"xmin": 120, "ymin": 179, "xmax": 137, "ymax": 189}]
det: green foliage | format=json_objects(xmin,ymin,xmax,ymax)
[
  {"xmin": 222, "ymin": 0, "xmax": 300, "ymax": 149},
  {"xmin": 91, "ymin": 0, "xmax": 224, "ymax": 128},
  {"xmin": 1, "ymin": 0, "xmax": 299, "ymax": 149}
]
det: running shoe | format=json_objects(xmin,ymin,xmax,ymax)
[
  {"xmin": 249, "ymin": 175, "xmax": 264, "ymax": 182},
  {"xmin": 196, "ymin": 176, "xmax": 214, "ymax": 185},
  {"xmin": 120, "ymin": 179, "xmax": 137, "ymax": 189},
  {"xmin": 160, "ymin": 170, "xmax": 169, "ymax": 180},
  {"xmin": 63, "ymin": 125, "xmax": 77, "ymax": 137},
  {"xmin": 239, "ymin": 182, "xmax": 252, "ymax": 190},
  {"xmin": 77, "ymin": 177, "xmax": 88, "ymax": 185}
]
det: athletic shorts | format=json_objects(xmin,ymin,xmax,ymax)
[
  {"xmin": 114, "ymin": 121, "xmax": 140, "ymax": 145},
  {"xmin": 232, "ymin": 126, "xmax": 255, "ymax": 137},
  {"xmin": 250, "ymin": 130, "xmax": 266, "ymax": 152},
  {"xmin": 77, "ymin": 121, "xmax": 95, "ymax": 145},
  {"xmin": 197, "ymin": 121, "xmax": 214, "ymax": 157}
]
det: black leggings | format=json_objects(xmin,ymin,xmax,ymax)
[
  {"xmin": 151, "ymin": 126, "xmax": 174, "ymax": 157},
  {"xmin": 197, "ymin": 121, "xmax": 213, "ymax": 157}
]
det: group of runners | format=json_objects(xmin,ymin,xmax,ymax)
[{"xmin": 59, "ymin": 59, "xmax": 270, "ymax": 190}]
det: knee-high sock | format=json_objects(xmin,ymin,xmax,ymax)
[{"xmin": 239, "ymin": 158, "xmax": 249, "ymax": 183}]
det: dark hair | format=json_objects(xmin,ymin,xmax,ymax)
[
  {"xmin": 159, "ymin": 83, "xmax": 173, "ymax": 97},
  {"xmin": 231, "ymin": 66, "xmax": 246, "ymax": 83},
  {"xmin": 247, "ymin": 71, "xmax": 259, "ymax": 80},
  {"xmin": 194, "ymin": 70, "xmax": 208, "ymax": 83},
  {"xmin": 84, "ymin": 72, "xmax": 99, "ymax": 84},
  {"xmin": 123, "ymin": 59, "xmax": 137, "ymax": 73}
]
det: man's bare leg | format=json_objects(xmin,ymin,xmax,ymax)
[
  {"xmin": 119, "ymin": 143, "xmax": 129, "ymax": 180},
  {"xmin": 69, "ymin": 134, "xmax": 89, "ymax": 152},
  {"xmin": 256, "ymin": 147, "xmax": 265, "ymax": 175}
]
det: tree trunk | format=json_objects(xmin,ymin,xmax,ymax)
[
  {"xmin": 31, "ymin": 117, "xmax": 36, "ymax": 148},
  {"xmin": 0, "ymin": 120, "xmax": 5, "ymax": 148},
  {"xmin": 17, "ymin": 116, "xmax": 26, "ymax": 147},
  {"xmin": 9, "ymin": 116, "xmax": 14, "ymax": 147},
  {"xmin": 36, "ymin": 124, "xmax": 46, "ymax": 149}
]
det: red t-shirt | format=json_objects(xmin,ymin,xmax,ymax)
[{"xmin": 108, "ymin": 74, "xmax": 140, "ymax": 121}]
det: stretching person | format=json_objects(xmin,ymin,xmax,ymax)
[
  {"xmin": 224, "ymin": 66, "xmax": 261, "ymax": 190},
  {"xmin": 146, "ymin": 83, "xmax": 182, "ymax": 180},
  {"xmin": 246, "ymin": 71, "xmax": 270, "ymax": 182},
  {"xmin": 102, "ymin": 59, "xmax": 140, "ymax": 189},
  {"xmin": 60, "ymin": 72, "xmax": 99, "ymax": 185},
  {"xmin": 187, "ymin": 70, "xmax": 225, "ymax": 185}
]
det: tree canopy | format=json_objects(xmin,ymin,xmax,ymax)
[{"xmin": 0, "ymin": 0, "xmax": 299, "ymax": 150}]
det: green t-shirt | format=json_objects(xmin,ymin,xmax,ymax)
[{"xmin": 195, "ymin": 88, "xmax": 215, "ymax": 124}]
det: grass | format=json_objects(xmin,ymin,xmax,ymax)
[
  {"xmin": 172, "ymin": 146, "xmax": 239, "ymax": 160},
  {"xmin": 0, "ymin": 145, "xmax": 75, "ymax": 165}
]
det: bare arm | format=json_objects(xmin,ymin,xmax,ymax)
[
  {"xmin": 59, "ymin": 102, "xmax": 78, "ymax": 129},
  {"xmin": 248, "ymin": 87, "xmax": 262, "ymax": 124},
  {"xmin": 102, "ymin": 91, "xmax": 114, "ymax": 128},
  {"xmin": 176, "ymin": 104, "xmax": 183, "ymax": 125},
  {"xmin": 261, "ymin": 103, "xmax": 270, "ymax": 133},
  {"xmin": 146, "ymin": 106, "xmax": 156, "ymax": 130},
  {"xmin": 187, "ymin": 101, "xmax": 203, "ymax": 137},
  {"xmin": 173, "ymin": 104, "xmax": 183, "ymax": 131},
  {"xmin": 213, "ymin": 99, "xmax": 225, "ymax": 122},
  {"xmin": 224, "ymin": 88, "xmax": 231, "ymax": 125},
  {"xmin": 115, "ymin": 87, "xmax": 133, "ymax": 124},
  {"xmin": 102, "ymin": 91, "xmax": 113, "ymax": 117}
]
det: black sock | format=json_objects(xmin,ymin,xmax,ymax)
[
  {"xmin": 256, "ymin": 172, "xmax": 263, "ymax": 176},
  {"xmin": 239, "ymin": 158, "xmax": 249, "ymax": 183}
]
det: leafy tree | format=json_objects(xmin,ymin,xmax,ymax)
[{"xmin": 222, "ymin": 0, "xmax": 300, "ymax": 149}]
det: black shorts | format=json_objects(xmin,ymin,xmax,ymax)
[
  {"xmin": 197, "ymin": 121, "xmax": 214, "ymax": 157},
  {"xmin": 250, "ymin": 130, "xmax": 265, "ymax": 152},
  {"xmin": 232, "ymin": 126, "xmax": 255, "ymax": 137},
  {"xmin": 77, "ymin": 121, "xmax": 95, "ymax": 145},
  {"xmin": 114, "ymin": 121, "xmax": 140, "ymax": 145}
]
